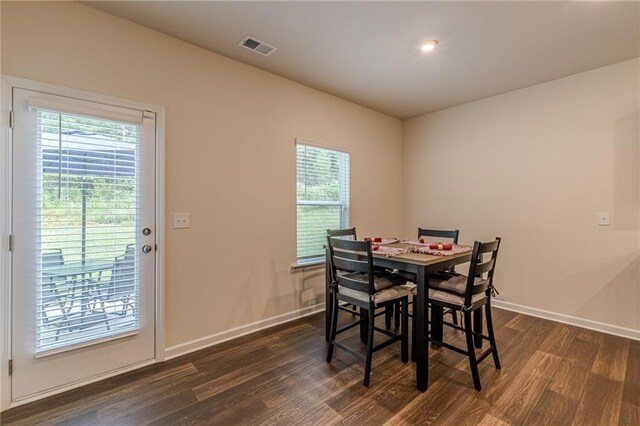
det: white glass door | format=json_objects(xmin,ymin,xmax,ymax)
[{"xmin": 11, "ymin": 88, "xmax": 156, "ymax": 402}]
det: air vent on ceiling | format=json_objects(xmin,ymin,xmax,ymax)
[{"xmin": 238, "ymin": 35, "xmax": 277, "ymax": 57}]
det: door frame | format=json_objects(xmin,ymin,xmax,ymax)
[{"xmin": 0, "ymin": 75, "xmax": 166, "ymax": 410}]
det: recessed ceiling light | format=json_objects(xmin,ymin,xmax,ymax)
[{"xmin": 421, "ymin": 41, "xmax": 438, "ymax": 52}]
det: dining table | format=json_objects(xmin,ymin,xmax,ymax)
[
  {"xmin": 325, "ymin": 240, "xmax": 475, "ymax": 392},
  {"xmin": 42, "ymin": 258, "xmax": 116, "ymax": 328},
  {"xmin": 42, "ymin": 259, "xmax": 115, "ymax": 279}
]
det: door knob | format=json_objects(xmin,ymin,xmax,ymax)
[
  {"xmin": 142, "ymin": 228, "xmax": 152, "ymax": 236},
  {"xmin": 142, "ymin": 244, "xmax": 153, "ymax": 253}
]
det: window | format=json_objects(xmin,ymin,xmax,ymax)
[
  {"xmin": 36, "ymin": 109, "xmax": 140, "ymax": 352},
  {"xmin": 296, "ymin": 141, "xmax": 350, "ymax": 263}
]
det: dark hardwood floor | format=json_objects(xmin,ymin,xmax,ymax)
[{"xmin": 2, "ymin": 308, "xmax": 639, "ymax": 425}]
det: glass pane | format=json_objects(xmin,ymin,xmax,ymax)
[
  {"xmin": 297, "ymin": 204, "xmax": 342, "ymax": 258},
  {"xmin": 36, "ymin": 111, "xmax": 140, "ymax": 353},
  {"xmin": 296, "ymin": 145, "xmax": 344, "ymax": 202},
  {"xmin": 296, "ymin": 144, "xmax": 349, "ymax": 260}
]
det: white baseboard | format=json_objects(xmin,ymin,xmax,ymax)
[
  {"xmin": 164, "ymin": 303, "xmax": 326, "ymax": 360},
  {"xmin": 8, "ymin": 358, "xmax": 156, "ymax": 409},
  {"xmin": 493, "ymin": 299, "xmax": 640, "ymax": 341}
]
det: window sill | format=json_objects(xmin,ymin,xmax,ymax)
[{"xmin": 291, "ymin": 258, "xmax": 325, "ymax": 273}]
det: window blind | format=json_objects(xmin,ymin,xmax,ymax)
[
  {"xmin": 35, "ymin": 109, "xmax": 141, "ymax": 353},
  {"xmin": 296, "ymin": 142, "xmax": 350, "ymax": 261}
]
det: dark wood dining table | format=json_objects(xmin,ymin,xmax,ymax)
[{"xmin": 325, "ymin": 241, "xmax": 474, "ymax": 392}]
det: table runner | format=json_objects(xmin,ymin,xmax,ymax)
[
  {"xmin": 373, "ymin": 246, "xmax": 410, "ymax": 257},
  {"xmin": 402, "ymin": 240, "xmax": 471, "ymax": 256}
]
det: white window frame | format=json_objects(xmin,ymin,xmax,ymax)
[
  {"xmin": 0, "ymin": 75, "xmax": 165, "ymax": 410},
  {"xmin": 293, "ymin": 138, "xmax": 350, "ymax": 270}
]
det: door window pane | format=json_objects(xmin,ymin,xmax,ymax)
[{"xmin": 37, "ymin": 111, "xmax": 140, "ymax": 353}]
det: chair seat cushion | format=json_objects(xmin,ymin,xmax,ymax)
[
  {"xmin": 339, "ymin": 285, "xmax": 412, "ymax": 306},
  {"xmin": 409, "ymin": 286, "xmax": 486, "ymax": 307},
  {"xmin": 341, "ymin": 272, "xmax": 405, "ymax": 291},
  {"xmin": 428, "ymin": 272, "xmax": 486, "ymax": 295},
  {"xmin": 428, "ymin": 289, "xmax": 486, "ymax": 307}
]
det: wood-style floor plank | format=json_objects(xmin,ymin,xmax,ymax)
[
  {"xmin": 1, "ymin": 308, "xmax": 638, "ymax": 426},
  {"xmin": 573, "ymin": 372, "xmax": 624, "ymax": 426}
]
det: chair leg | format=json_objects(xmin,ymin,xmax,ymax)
[
  {"xmin": 401, "ymin": 298, "xmax": 408, "ymax": 363},
  {"xmin": 464, "ymin": 310, "xmax": 482, "ymax": 390},
  {"xmin": 485, "ymin": 301, "xmax": 501, "ymax": 369},
  {"xmin": 326, "ymin": 293, "xmax": 339, "ymax": 363},
  {"xmin": 363, "ymin": 306, "xmax": 376, "ymax": 386},
  {"xmin": 411, "ymin": 296, "xmax": 417, "ymax": 362},
  {"xmin": 385, "ymin": 305, "xmax": 393, "ymax": 329},
  {"xmin": 473, "ymin": 309, "xmax": 483, "ymax": 348},
  {"xmin": 451, "ymin": 310, "xmax": 458, "ymax": 326},
  {"xmin": 394, "ymin": 301, "xmax": 401, "ymax": 330},
  {"xmin": 431, "ymin": 304, "xmax": 443, "ymax": 346}
]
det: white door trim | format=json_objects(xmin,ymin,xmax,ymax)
[{"xmin": 0, "ymin": 75, "xmax": 165, "ymax": 411}]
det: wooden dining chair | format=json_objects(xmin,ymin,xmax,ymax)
[
  {"xmin": 414, "ymin": 238, "xmax": 502, "ymax": 390},
  {"xmin": 326, "ymin": 237, "xmax": 411, "ymax": 386}
]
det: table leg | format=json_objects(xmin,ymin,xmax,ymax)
[
  {"xmin": 415, "ymin": 267, "xmax": 428, "ymax": 392},
  {"xmin": 325, "ymin": 251, "xmax": 332, "ymax": 341},
  {"xmin": 474, "ymin": 309, "xmax": 483, "ymax": 348}
]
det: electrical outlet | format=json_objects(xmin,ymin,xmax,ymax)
[
  {"xmin": 173, "ymin": 213, "xmax": 190, "ymax": 229},
  {"xmin": 309, "ymin": 296, "xmax": 319, "ymax": 305}
]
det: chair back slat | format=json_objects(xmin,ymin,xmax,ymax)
[
  {"xmin": 329, "ymin": 237, "xmax": 370, "ymax": 252},
  {"xmin": 336, "ymin": 273, "xmax": 371, "ymax": 293},
  {"xmin": 478, "ymin": 239, "xmax": 500, "ymax": 254},
  {"xmin": 327, "ymin": 236, "xmax": 375, "ymax": 295},
  {"xmin": 327, "ymin": 227, "xmax": 357, "ymax": 239},
  {"xmin": 474, "ymin": 258, "xmax": 495, "ymax": 276},
  {"xmin": 464, "ymin": 237, "xmax": 501, "ymax": 306},
  {"xmin": 418, "ymin": 228, "xmax": 459, "ymax": 244},
  {"xmin": 333, "ymin": 256, "xmax": 370, "ymax": 274}
]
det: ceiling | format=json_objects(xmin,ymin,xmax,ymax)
[{"xmin": 85, "ymin": 1, "xmax": 639, "ymax": 119}]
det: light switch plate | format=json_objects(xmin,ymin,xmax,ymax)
[
  {"xmin": 173, "ymin": 213, "xmax": 190, "ymax": 229},
  {"xmin": 598, "ymin": 212, "xmax": 610, "ymax": 226}
]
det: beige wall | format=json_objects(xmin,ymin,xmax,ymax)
[
  {"xmin": 404, "ymin": 58, "xmax": 640, "ymax": 331},
  {"xmin": 1, "ymin": 1, "xmax": 404, "ymax": 348},
  {"xmin": 3, "ymin": 0, "xmax": 638, "ymax": 359}
]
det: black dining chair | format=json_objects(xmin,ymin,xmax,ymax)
[
  {"xmin": 388, "ymin": 228, "xmax": 461, "ymax": 330},
  {"xmin": 97, "ymin": 244, "xmax": 136, "ymax": 317},
  {"xmin": 326, "ymin": 237, "xmax": 411, "ymax": 386},
  {"xmin": 41, "ymin": 249, "xmax": 71, "ymax": 340},
  {"xmin": 414, "ymin": 238, "xmax": 502, "ymax": 390},
  {"xmin": 326, "ymin": 228, "xmax": 393, "ymax": 318}
]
